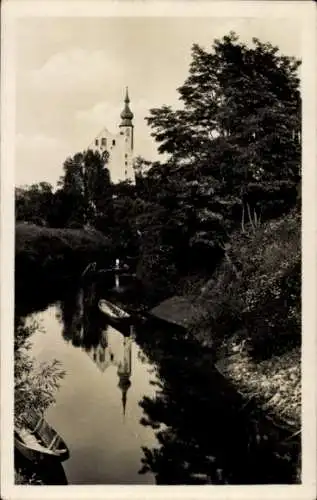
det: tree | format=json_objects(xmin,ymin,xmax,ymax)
[
  {"xmin": 134, "ymin": 155, "xmax": 152, "ymax": 179},
  {"xmin": 15, "ymin": 182, "xmax": 54, "ymax": 225},
  {"xmin": 57, "ymin": 149, "xmax": 111, "ymax": 227},
  {"xmin": 146, "ymin": 32, "xmax": 301, "ymax": 232}
]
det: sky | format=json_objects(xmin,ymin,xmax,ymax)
[{"xmin": 15, "ymin": 15, "xmax": 301, "ymax": 188}]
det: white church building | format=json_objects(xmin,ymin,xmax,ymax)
[{"xmin": 88, "ymin": 88, "xmax": 135, "ymax": 184}]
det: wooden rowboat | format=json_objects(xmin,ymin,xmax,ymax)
[
  {"xmin": 98, "ymin": 299, "xmax": 135, "ymax": 335},
  {"xmin": 14, "ymin": 412, "xmax": 69, "ymax": 463},
  {"xmin": 98, "ymin": 299, "xmax": 131, "ymax": 320}
]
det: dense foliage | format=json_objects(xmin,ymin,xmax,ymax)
[
  {"xmin": 189, "ymin": 210, "xmax": 300, "ymax": 358},
  {"xmin": 16, "ymin": 183, "xmax": 54, "ymax": 226},
  {"xmin": 14, "ymin": 317, "xmax": 65, "ymax": 428},
  {"xmin": 145, "ymin": 34, "xmax": 300, "ymax": 232},
  {"xmin": 137, "ymin": 34, "xmax": 300, "ymax": 299}
]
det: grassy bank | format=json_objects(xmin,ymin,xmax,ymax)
[{"xmin": 15, "ymin": 223, "xmax": 114, "ymax": 290}]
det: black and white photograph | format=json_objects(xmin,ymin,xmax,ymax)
[{"xmin": 1, "ymin": 1, "xmax": 316, "ymax": 499}]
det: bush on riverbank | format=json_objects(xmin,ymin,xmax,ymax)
[
  {"xmin": 14, "ymin": 317, "xmax": 65, "ymax": 429},
  {"xmin": 14, "ymin": 317, "xmax": 68, "ymax": 485},
  {"xmin": 190, "ymin": 210, "xmax": 300, "ymax": 357},
  {"xmin": 15, "ymin": 223, "xmax": 114, "ymax": 290},
  {"xmin": 186, "ymin": 210, "xmax": 300, "ymax": 427}
]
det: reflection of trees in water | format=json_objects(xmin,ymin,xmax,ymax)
[
  {"xmin": 137, "ymin": 350, "xmax": 150, "ymax": 365},
  {"xmin": 136, "ymin": 326, "xmax": 299, "ymax": 485},
  {"xmin": 58, "ymin": 283, "xmax": 110, "ymax": 349},
  {"xmin": 16, "ymin": 279, "xmax": 79, "ymax": 319},
  {"xmin": 58, "ymin": 288, "xmax": 83, "ymax": 343}
]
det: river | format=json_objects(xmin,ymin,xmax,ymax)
[
  {"xmin": 15, "ymin": 282, "xmax": 299, "ymax": 485},
  {"xmin": 20, "ymin": 288, "xmax": 161, "ymax": 484}
]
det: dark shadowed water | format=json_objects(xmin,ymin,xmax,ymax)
[{"xmin": 16, "ymin": 282, "xmax": 300, "ymax": 485}]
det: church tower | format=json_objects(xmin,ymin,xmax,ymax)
[
  {"xmin": 89, "ymin": 87, "xmax": 135, "ymax": 184},
  {"xmin": 119, "ymin": 87, "xmax": 134, "ymax": 181},
  {"xmin": 117, "ymin": 335, "xmax": 132, "ymax": 418}
]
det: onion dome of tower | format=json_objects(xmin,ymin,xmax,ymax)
[{"xmin": 120, "ymin": 87, "xmax": 134, "ymax": 127}]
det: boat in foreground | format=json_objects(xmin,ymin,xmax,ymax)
[{"xmin": 14, "ymin": 412, "xmax": 69, "ymax": 463}]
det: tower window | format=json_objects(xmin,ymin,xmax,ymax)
[
  {"xmin": 125, "ymin": 153, "xmax": 128, "ymax": 158},
  {"xmin": 112, "ymin": 139, "xmax": 116, "ymax": 146},
  {"xmin": 125, "ymin": 170, "xmax": 127, "ymax": 176},
  {"xmin": 101, "ymin": 137, "xmax": 107, "ymax": 147},
  {"xmin": 125, "ymin": 161, "xmax": 128, "ymax": 166},
  {"xmin": 95, "ymin": 139, "xmax": 99, "ymax": 146}
]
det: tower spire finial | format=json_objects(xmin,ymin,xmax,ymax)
[
  {"xmin": 117, "ymin": 336, "xmax": 132, "ymax": 421},
  {"xmin": 120, "ymin": 86, "xmax": 134, "ymax": 126},
  {"xmin": 122, "ymin": 390, "xmax": 127, "ymax": 417},
  {"xmin": 118, "ymin": 374, "xmax": 131, "ymax": 420}
]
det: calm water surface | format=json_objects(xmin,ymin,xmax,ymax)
[
  {"xmin": 19, "ymin": 284, "xmax": 299, "ymax": 485},
  {"xmin": 27, "ymin": 295, "xmax": 160, "ymax": 484}
]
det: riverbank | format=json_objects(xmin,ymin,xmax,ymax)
[
  {"xmin": 149, "ymin": 295, "xmax": 300, "ymax": 435},
  {"xmin": 148, "ymin": 211, "xmax": 300, "ymax": 440},
  {"xmin": 135, "ymin": 315, "xmax": 300, "ymax": 484},
  {"xmin": 196, "ymin": 211, "xmax": 300, "ymax": 422},
  {"xmin": 215, "ymin": 341, "xmax": 301, "ymax": 483},
  {"xmin": 15, "ymin": 223, "xmax": 114, "ymax": 291},
  {"xmin": 216, "ymin": 341, "xmax": 300, "ymax": 429},
  {"xmin": 14, "ymin": 210, "xmax": 301, "ymax": 483}
]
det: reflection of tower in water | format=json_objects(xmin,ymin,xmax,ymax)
[
  {"xmin": 60, "ymin": 281, "xmax": 134, "ymax": 419},
  {"xmin": 85, "ymin": 329, "xmax": 114, "ymax": 372},
  {"xmin": 60, "ymin": 288, "xmax": 85, "ymax": 345},
  {"xmin": 117, "ymin": 335, "xmax": 132, "ymax": 418},
  {"xmin": 84, "ymin": 322, "xmax": 133, "ymax": 419}
]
